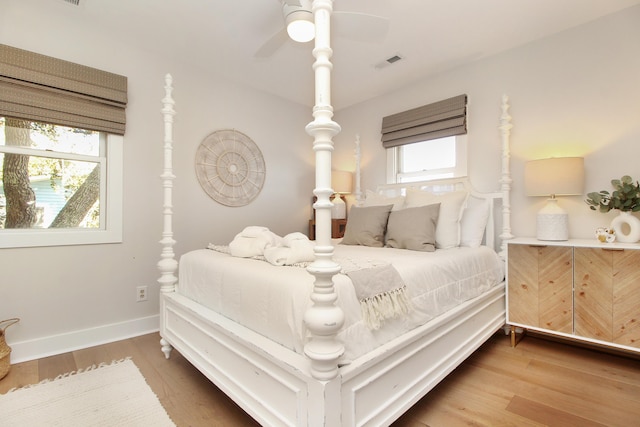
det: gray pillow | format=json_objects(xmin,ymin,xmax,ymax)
[
  {"xmin": 341, "ymin": 205, "xmax": 393, "ymax": 247},
  {"xmin": 385, "ymin": 204, "xmax": 440, "ymax": 252}
]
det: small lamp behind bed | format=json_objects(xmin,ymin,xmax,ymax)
[
  {"xmin": 525, "ymin": 157, "xmax": 584, "ymax": 241},
  {"xmin": 331, "ymin": 170, "xmax": 352, "ymax": 219}
]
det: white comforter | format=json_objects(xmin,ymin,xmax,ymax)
[{"xmin": 177, "ymin": 243, "xmax": 504, "ymax": 362}]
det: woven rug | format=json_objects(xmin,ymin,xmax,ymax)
[{"xmin": 0, "ymin": 358, "xmax": 175, "ymax": 426}]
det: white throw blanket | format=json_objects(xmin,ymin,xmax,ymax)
[
  {"xmin": 228, "ymin": 226, "xmax": 282, "ymax": 258},
  {"xmin": 227, "ymin": 227, "xmax": 315, "ymax": 266},
  {"xmin": 264, "ymin": 232, "xmax": 316, "ymax": 266}
]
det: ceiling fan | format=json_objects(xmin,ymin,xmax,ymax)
[{"xmin": 255, "ymin": 0, "xmax": 390, "ymax": 58}]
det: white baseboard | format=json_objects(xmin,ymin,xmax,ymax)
[{"xmin": 9, "ymin": 315, "xmax": 160, "ymax": 364}]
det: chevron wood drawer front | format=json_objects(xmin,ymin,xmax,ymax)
[
  {"xmin": 507, "ymin": 238, "xmax": 640, "ymax": 354},
  {"xmin": 507, "ymin": 244, "xmax": 572, "ymax": 333}
]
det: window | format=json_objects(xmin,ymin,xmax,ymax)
[
  {"xmin": 381, "ymin": 94, "xmax": 468, "ymax": 184},
  {"xmin": 387, "ymin": 135, "xmax": 467, "ymax": 183},
  {"xmin": 0, "ymin": 44, "xmax": 126, "ymax": 248},
  {"xmin": 0, "ymin": 118, "xmax": 123, "ymax": 248}
]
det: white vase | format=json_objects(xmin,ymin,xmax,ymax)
[{"xmin": 610, "ymin": 211, "xmax": 640, "ymax": 243}]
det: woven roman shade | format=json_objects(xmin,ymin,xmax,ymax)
[
  {"xmin": 0, "ymin": 44, "xmax": 127, "ymax": 135},
  {"xmin": 381, "ymin": 94, "xmax": 467, "ymax": 148}
]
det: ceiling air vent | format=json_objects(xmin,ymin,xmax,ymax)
[{"xmin": 374, "ymin": 54, "xmax": 404, "ymax": 70}]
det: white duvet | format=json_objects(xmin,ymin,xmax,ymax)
[{"xmin": 177, "ymin": 243, "xmax": 505, "ymax": 362}]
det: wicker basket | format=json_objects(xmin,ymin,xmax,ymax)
[{"xmin": 0, "ymin": 318, "xmax": 20, "ymax": 380}]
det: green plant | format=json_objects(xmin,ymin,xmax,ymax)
[{"xmin": 585, "ymin": 175, "xmax": 640, "ymax": 212}]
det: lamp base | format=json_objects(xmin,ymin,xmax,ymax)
[
  {"xmin": 536, "ymin": 198, "xmax": 569, "ymax": 241},
  {"xmin": 331, "ymin": 195, "xmax": 346, "ymax": 219}
]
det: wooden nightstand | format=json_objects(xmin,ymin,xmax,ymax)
[
  {"xmin": 308, "ymin": 219, "xmax": 347, "ymax": 240},
  {"xmin": 506, "ymin": 237, "xmax": 640, "ymax": 354}
]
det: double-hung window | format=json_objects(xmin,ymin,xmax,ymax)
[
  {"xmin": 0, "ymin": 44, "xmax": 127, "ymax": 248},
  {"xmin": 382, "ymin": 95, "xmax": 468, "ymax": 183}
]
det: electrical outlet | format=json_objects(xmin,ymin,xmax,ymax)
[{"xmin": 136, "ymin": 286, "xmax": 148, "ymax": 302}]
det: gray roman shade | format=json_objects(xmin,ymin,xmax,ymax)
[
  {"xmin": 0, "ymin": 44, "xmax": 127, "ymax": 135},
  {"xmin": 381, "ymin": 94, "xmax": 467, "ymax": 148}
]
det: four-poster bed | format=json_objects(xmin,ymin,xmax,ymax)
[{"xmin": 157, "ymin": 1, "xmax": 514, "ymax": 425}]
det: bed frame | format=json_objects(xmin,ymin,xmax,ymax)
[{"xmin": 157, "ymin": 1, "xmax": 514, "ymax": 425}]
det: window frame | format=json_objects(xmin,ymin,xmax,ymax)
[
  {"xmin": 386, "ymin": 134, "xmax": 468, "ymax": 184},
  {"xmin": 0, "ymin": 133, "xmax": 123, "ymax": 248}
]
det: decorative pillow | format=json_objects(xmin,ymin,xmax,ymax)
[
  {"xmin": 362, "ymin": 190, "xmax": 405, "ymax": 211},
  {"xmin": 341, "ymin": 205, "xmax": 393, "ymax": 247},
  {"xmin": 385, "ymin": 204, "xmax": 440, "ymax": 252},
  {"xmin": 460, "ymin": 196, "xmax": 490, "ymax": 248},
  {"xmin": 405, "ymin": 189, "xmax": 469, "ymax": 249}
]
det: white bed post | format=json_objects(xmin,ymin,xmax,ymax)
[
  {"xmin": 354, "ymin": 134, "xmax": 363, "ymax": 204},
  {"xmin": 303, "ymin": 0, "xmax": 345, "ymax": 383},
  {"xmin": 158, "ymin": 73, "xmax": 177, "ymax": 358},
  {"xmin": 498, "ymin": 94, "xmax": 514, "ymax": 258}
]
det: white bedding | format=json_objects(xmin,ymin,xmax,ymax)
[{"xmin": 178, "ymin": 243, "xmax": 505, "ymax": 362}]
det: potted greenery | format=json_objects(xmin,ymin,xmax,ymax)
[{"xmin": 585, "ymin": 175, "xmax": 640, "ymax": 243}]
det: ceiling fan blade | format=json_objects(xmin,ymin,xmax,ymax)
[
  {"xmin": 255, "ymin": 28, "xmax": 289, "ymax": 58},
  {"xmin": 333, "ymin": 12, "xmax": 390, "ymax": 43}
]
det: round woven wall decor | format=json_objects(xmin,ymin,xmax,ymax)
[{"xmin": 195, "ymin": 129, "xmax": 266, "ymax": 207}]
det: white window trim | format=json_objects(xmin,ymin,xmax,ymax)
[
  {"xmin": 386, "ymin": 134, "xmax": 468, "ymax": 184},
  {"xmin": 0, "ymin": 135, "xmax": 123, "ymax": 248}
]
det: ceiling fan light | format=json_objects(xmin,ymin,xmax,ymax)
[{"xmin": 286, "ymin": 10, "xmax": 315, "ymax": 43}]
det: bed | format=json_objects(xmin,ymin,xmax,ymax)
[{"xmin": 157, "ymin": 2, "xmax": 514, "ymax": 426}]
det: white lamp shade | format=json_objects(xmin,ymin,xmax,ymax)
[
  {"xmin": 331, "ymin": 170, "xmax": 352, "ymax": 194},
  {"xmin": 525, "ymin": 157, "xmax": 584, "ymax": 241},
  {"xmin": 525, "ymin": 157, "xmax": 584, "ymax": 197}
]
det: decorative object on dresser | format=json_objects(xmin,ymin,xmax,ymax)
[
  {"xmin": 507, "ymin": 237, "xmax": 640, "ymax": 354},
  {"xmin": 330, "ymin": 170, "xmax": 352, "ymax": 219},
  {"xmin": 585, "ymin": 175, "xmax": 640, "ymax": 243},
  {"xmin": 524, "ymin": 157, "xmax": 584, "ymax": 241}
]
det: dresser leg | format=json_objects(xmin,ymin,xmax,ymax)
[{"xmin": 510, "ymin": 325, "xmax": 526, "ymax": 347}]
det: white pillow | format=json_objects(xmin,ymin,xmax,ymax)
[
  {"xmin": 362, "ymin": 189, "xmax": 405, "ymax": 211},
  {"xmin": 460, "ymin": 196, "xmax": 490, "ymax": 248},
  {"xmin": 405, "ymin": 189, "xmax": 469, "ymax": 249}
]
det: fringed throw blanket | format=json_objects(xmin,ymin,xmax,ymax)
[
  {"xmin": 208, "ymin": 240, "xmax": 411, "ymax": 330},
  {"xmin": 339, "ymin": 258, "xmax": 411, "ymax": 330}
]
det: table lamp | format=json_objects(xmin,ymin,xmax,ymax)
[
  {"xmin": 331, "ymin": 170, "xmax": 352, "ymax": 219},
  {"xmin": 525, "ymin": 157, "xmax": 584, "ymax": 241}
]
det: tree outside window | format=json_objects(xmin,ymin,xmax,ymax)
[{"xmin": 0, "ymin": 117, "xmax": 104, "ymax": 232}]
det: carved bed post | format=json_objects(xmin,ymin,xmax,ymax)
[
  {"xmin": 303, "ymin": 0, "xmax": 345, "ymax": 381},
  {"xmin": 158, "ymin": 74, "xmax": 177, "ymax": 358},
  {"xmin": 354, "ymin": 134, "xmax": 363, "ymax": 204},
  {"xmin": 498, "ymin": 94, "xmax": 514, "ymax": 258}
]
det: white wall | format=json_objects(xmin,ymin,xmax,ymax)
[
  {"xmin": 1, "ymin": 0, "xmax": 314, "ymax": 361},
  {"xmin": 333, "ymin": 6, "xmax": 640, "ymax": 241}
]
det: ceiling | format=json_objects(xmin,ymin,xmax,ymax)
[{"xmin": 61, "ymin": 0, "xmax": 640, "ymax": 110}]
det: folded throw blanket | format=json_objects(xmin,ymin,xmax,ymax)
[
  {"xmin": 264, "ymin": 232, "xmax": 315, "ymax": 266},
  {"xmin": 229, "ymin": 226, "xmax": 282, "ymax": 258},
  {"xmin": 341, "ymin": 259, "xmax": 410, "ymax": 330}
]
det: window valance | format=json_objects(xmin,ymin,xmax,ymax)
[
  {"xmin": 381, "ymin": 94, "xmax": 467, "ymax": 148},
  {"xmin": 0, "ymin": 44, "xmax": 127, "ymax": 135}
]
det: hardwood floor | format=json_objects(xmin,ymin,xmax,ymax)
[{"xmin": 1, "ymin": 332, "xmax": 638, "ymax": 426}]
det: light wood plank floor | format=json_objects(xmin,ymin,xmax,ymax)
[{"xmin": 1, "ymin": 332, "xmax": 638, "ymax": 426}]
